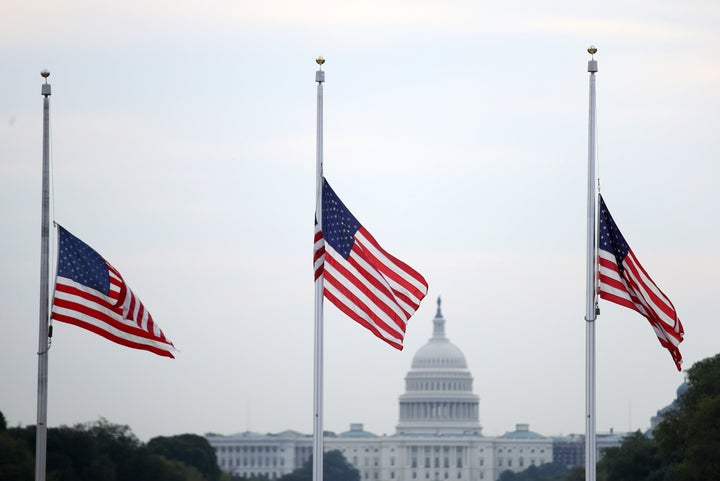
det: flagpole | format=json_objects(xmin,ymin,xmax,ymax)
[
  {"xmin": 313, "ymin": 56, "xmax": 326, "ymax": 481},
  {"xmin": 36, "ymin": 69, "xmax": 52, "ymax": 481},
  {"xmin": 585, "ymin": 46, "xmax": 598, "ymax": 481}
]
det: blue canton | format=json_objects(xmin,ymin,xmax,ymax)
[
  {"xmin": 598, "ymin": 195, "xmax": 630, "ymax": 273},
  {"xmin": 57, "ymin": 225, "xmax": 110, "ymax": 294},
  {"xmin": 322, "ymin": 178, "xmax": 361, "ymax": 259}
]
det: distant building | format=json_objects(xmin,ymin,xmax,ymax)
[
  {"xmin": 552, "ymin": 429, "xmax": 625, "ymax": 469},
  {"xmin": 649, "ymin": 380, "xmax": 688, "ymax": 432},
  {"xmin": 207, "ymin": 298, "xmax": 554, "ymax": 481}
]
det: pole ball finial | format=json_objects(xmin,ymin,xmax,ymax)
[
  {"xmin": 40, "ymin": 69, "xmax": 50, "ymax": 78},
  {"xmin": 587, "ymin": 45, "xmax": 598, "ymax": 55},
  {"xmin": 316, "ymin": 56, "xmax": 325, "ymax": 66}
]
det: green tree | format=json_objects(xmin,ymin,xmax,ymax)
[
  {"xmin": 654, "ymin": 353, "xmax": 720, "ymax": 480},
  {"xmin": 147, "ymin": 433, "xmax": 221, "ymax": 481},
  {"xmin": 498, "ymin": 462, "xmax": 570, "ymax": 481},
  {"xmin": 596, "ymin": 431, "xmax": 663, "ymax": 481},
  {"xmin": 0, "ymin": 420, "xmax": 34, "ymax": 481},
  {"xmin": 280, "ymin": 450, "xmax": 359, "ymax": 481}
]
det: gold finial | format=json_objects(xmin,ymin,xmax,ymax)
[
  {"xmin": 587, "ymin": 45, "xmax": 597, "ymax": 56},
  {"xmin": 316, "ymin": 56, "xmax": 325, "ymax": 66},
  {"xmin": 41, "ymin": 69, "xmax": 50, "ymax": 79}
]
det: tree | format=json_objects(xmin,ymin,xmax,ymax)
[
  {"xmin": 280, "ymin": 450, "xmax": 360, "ymax": 481},
  {"xmin": 147, "ymin": 433, "xmax": 221, "ymax": 481},
  {"xmin": 653, "ymin": 353, "xmax": 720, "ymax": 480},
  {"xmin": 0, "ymin": 415, "xmax": 33, "ymax": 481},
  {"xmin": 497, "ymin": 462, "xmax": 570, "ymax": 481},
  {"xmin": 596, "ymin": 431, "xmax": 663, "ymax": 481}
]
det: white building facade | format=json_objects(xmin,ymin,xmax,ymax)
[{"xmin": 207, "ymin": 299, "xmax": 553, "ymax": 481}]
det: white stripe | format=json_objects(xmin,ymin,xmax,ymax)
[
  {"xmin": 55, "ymin": 277, "xmax": 170, "ymax": 342},
  {"xmin": 345, "ymin": 249, "xmax": 410, "ymax": 321},
  {"xmin": 622, "ymin": 256, "xmax": 676, "ymax": 328},
  {"xmin": 625, "ymin": 252, "xmax": 675, "ymax": 316},
  {"xmin": 354, "ymin": 231, "xmax": 426, "ymax": 308},
  {"xmin": 323, "ymin": 280, "xmax": 403, "ymax": 343},
  {"xmin": 54, "ymin": 278, "xmax": 136, "ymax": 329},
  {"xmin": 325, "ymin": 246, "xmax": 406, "ymax": 328},
  {"xmin": 52, "ymin": 304, "xmax": 174, "ymax": 352}
]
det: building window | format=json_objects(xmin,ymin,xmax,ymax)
[{"xmin": 391, "ymin": 473, "xmax": 395, "ymax": 479}]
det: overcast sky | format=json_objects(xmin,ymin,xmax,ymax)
[{"xmin": 1, "ymin": 0, "xmax": 718, "ymax": 443}]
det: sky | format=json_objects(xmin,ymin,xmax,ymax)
[{"xmin": 1, "ymin": 0, "xmax": 719, "ymax": 444}]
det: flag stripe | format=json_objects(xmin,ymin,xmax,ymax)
[
  {"xmin": 313, "ymin": 178, "xmax": 428, "ymax": 349},
  {"xmin": 53, "ymin": 279, "xmax": 170, "ymax": 343},
  {"xmin": 325, "ymin": 249, "xmax": 407, "ymax": 332},
  {"xmin": 597, "ymin": 195, "xmax": 683, "ymax": 370},
  {"xmin": 355, "ymin": 228, "xmax": 428, "ymax": 306},
  {"xmin": 51, "ymin": 225, "xmax": 175, "ymax": 358}
]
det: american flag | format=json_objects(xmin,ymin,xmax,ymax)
[
  {"xmin": 314, "ymin": 178, "xmax": 428, "ymax": 350},
  {"xmin": 597, "ymin": 195, "xmax": 684, "ymax": 370},
  {"xmin": 51, "ymin": 225, "xmax": 176, "ymax": 358}
]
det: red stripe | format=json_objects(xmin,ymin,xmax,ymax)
[
  {"xmin": 54, "ymin": 282, "xmax": 116, "ymax": 311},
  {"xmin": 598, "ymin": 247, "xmax": 684, "ymax": 370},
  {"xmin": 336, "ymin": 249, "xmax": 409, "ymax": 327},
  {"xmin": 51, "ymin": 312, "xmax": 174, "ymax": 358},
  {"xmin": 51, "ymin": 296, "xmax": 167, "ymax": 342},
  {"xmin": 323, "ymin": 287, "xmax": 404, "ymax": 350},
  {"xmin": 356, "ymin": 227, "xmax": 428, "ymax": 307},
  {"xmin": 325, "ymin": 255, "xmax": 407, "ymax": 335},
  {"xmin": 624, "ymin": 251, "xmax": 677, "ymax": 321}
]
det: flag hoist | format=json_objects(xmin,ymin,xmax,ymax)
[
  {"xmin": 584, "ymin": 46, "xmax": 684, "ymax": 481},
  {"xmin": 36, "ymin": 69, "xmax": 52, "ymax": 481},
  {"xmin": 312, "ymin": 58, "xmax": 428, "ymax": 481},
  {"xmin": 584, "ymin": 46, "xmax": 599, "ymax": 481},
  {"xmin": 34, "ymin": 72, "xmax": 175, "ymax": 481}
]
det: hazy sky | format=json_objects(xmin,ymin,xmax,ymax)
[{"xmin": 1, "ymin": 0, "xmax": 718, "ymax": 443}]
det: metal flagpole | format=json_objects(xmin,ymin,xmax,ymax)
[
  {"xmin": 313, "ymin": 56, "xmax": 326, "ymax": 481},
  {"xmin": 36, "ymin": 69, "xmax": 52, "ymax": 481},
  {"xmin": 585, "ymin": 46, "xmax": 598, "ymax": 481}
]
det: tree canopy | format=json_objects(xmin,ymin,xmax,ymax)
[{"xmin": 279, "ymin": 450, "xmax": 360, "ymax": 481}]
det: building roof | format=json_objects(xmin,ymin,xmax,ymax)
[
  {"xmin": 411, "ymin": 297, "xmax": 468, "ymax": 369},
  {"xmin": 338, "ymin": 424, "xmax": 378, "ymax": 438},
  {"xmin": 500, "ymin": 424, "xmax": 545, "ymax": 439}
]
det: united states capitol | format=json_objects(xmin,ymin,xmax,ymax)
[{"xmin": 206, "ymin": 298, "xmax": 623, "ymax": 481}]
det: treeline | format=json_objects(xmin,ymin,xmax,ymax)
[
  {"xmin": 499, "ymin": 352, "xmax": 720, "ymax": 481},
  {"xmin": 0, "ymin": 416, "xmax": 221, "ymax": 481},
  {"xmin": 4, "ymin": 352, "xmax": 719, "ymax": 481},
  {"xmin": 0, "ymin": 414, "xmax": 360, "ymax": 481}
]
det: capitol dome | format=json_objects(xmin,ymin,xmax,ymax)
[
  {"xmin": 396, "ymin": 298, "xmax": 481, "ymax": 436},
  {"xmin": 411, "ymin": 303, "xmax": 468, "ymax": 369}
]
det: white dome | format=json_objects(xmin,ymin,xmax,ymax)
[
  {"xmin": 411, "ymin": 338, "xmax": 468, "ymax": 369},
  {"xmin": 396, "ymin": 297, "xmax": 481, "ymax": 436}
]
